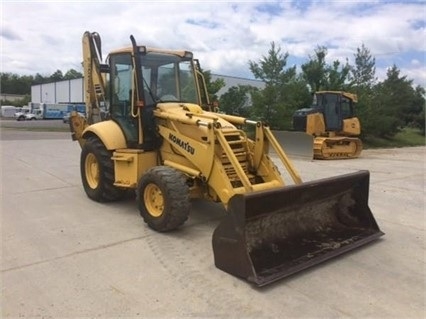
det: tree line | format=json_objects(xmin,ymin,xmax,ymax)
[
  {"xmin": 2, "ymin": 44, "xmax": 424, "ymax": 140},
  {"xmin": 1, "ymin": 69, "xmax": 83, "ymax": 96},
  {"xmin": 218, "ymin": 43, "xmax": 425, "ymax": 139}
]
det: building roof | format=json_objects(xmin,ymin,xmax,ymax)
[{"xmin": 211, "ymin": 74, "xmax": 265, "ymax": 96}]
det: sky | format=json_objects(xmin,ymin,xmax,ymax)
[{"xmin": 1, "ymin": 0, "xmax": 425, "ymax": 87}]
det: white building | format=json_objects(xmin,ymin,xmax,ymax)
[
  {"xmin": 30, "ymin": 75, "xmax": 264, "ymax": 104},
  {"xmin": 212, "ymin": 74, "xmax": 265, "ymax": 96},
  {"xmin": 31, "ymin": 78, "xmax": 84, "ymax": 104}
]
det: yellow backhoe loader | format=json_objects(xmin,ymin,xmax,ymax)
[
  {"xmin": 69, "ymin": 31, "xmax": 383, "ymax": 287},
  {"xmin": 292, "ymin": 91, "xmax": 363, "ymax": 159}
]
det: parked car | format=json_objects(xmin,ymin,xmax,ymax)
[{"xmin": 63, "ymin": 112, "xmax": 85, "ymax": 124}]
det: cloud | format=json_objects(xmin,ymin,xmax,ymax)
[
  {"xmin": 1, "ymin": 1, "xmax": 425, "ymax": 86},
  {"xmin": 0, "ymin": 27, "xmax": 23, "ymax": 41}
]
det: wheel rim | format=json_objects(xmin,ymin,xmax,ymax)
[
  {"xmin": 85, "ymin": 153, "xmax": 99, "ymax": 189},
  {"xmin": 144, "ymin": 183, "xmax": 164, "ymax": 217}
]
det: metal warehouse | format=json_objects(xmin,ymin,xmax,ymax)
[{"xmin": 30, "ymin": 75, "xmax": 264, "ymax": 104}]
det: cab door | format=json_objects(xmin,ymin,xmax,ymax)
[
  {"xmin": 322, "ymin": 93, "xmax": 342, "ymax": 131},
  {"xmin": 108, "ymin": 53, "xmax": 139, "ymax": 146}
]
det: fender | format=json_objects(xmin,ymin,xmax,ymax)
[{"xmin": 82, "ymin": 120, "xmax": 126, "ymax": 150}]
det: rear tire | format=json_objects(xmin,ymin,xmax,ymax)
[
  {"xmin": 80, "ymin": 136, "xmax": 127, "ymax": 202},
  {"xmin": 137, "ymin": 166, "xmax": 190, "ymax": 232}
]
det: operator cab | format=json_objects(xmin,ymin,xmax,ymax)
[
  {"xmin": 293, "ymin": 91, "xmax": 356, "ymax": 132},
  {"xmin": 106, "ymin": 47, "xmax": 209, "ymax": 149},
  {"xmin": 314, "ymin": 92, "xmax": 355, "ymax": 131}
]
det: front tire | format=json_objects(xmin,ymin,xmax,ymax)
[
  {"xmin": 137, "ymin": 166, "xmax": 190, "ymax": 232},
  {"xmin": 80, "ymin": 136, "xmax": 127, "ymax": 202}
]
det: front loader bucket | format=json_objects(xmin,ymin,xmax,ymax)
[{"xmin": 212, "ymin": 170, "xmax": 384, "ymax": 287}]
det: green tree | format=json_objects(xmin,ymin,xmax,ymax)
[
  {"xmin": 49, "ymin": 70, "xmax": 64, "ymax": 82},
  {"xmin": 350, "ymin": 43, "xmax": 377, "ymax": 89},
  {"xmin": 219, "ymin": 85, "xmax": 253, "ymax": 117},
  {"xmin": 326, "ymin": 59, "xmax": 351, "ymax": 90},
  {"xmin": 366, "ymin": 65, "xmax": 424, "ymax": 138},
  {"xmin": 301, "ymin": 46, "xmax": 327, "ymax": 92},
  {"xmin": 347, "ymin": 44, "xmax": 378, "ymax": 139},
  {"xmin": 202, "ymin": 70, "xmax": 225, "ymax": 102},
  {"xmin": 279, "ymin": 77, "xmax": 312, "ymax": 128},
  {"xmin": 249, "ymin": 42, "xmax": 290, "ymax": 86},
  {"xmin": 64, "ymin": 69, "xmax": 83, "ymax": 80},
  {"xmin": 301, "ymin": 46, "xmax": 351, "ymax": 91},
  {"xmin": 1, "ymin": 73, "xmax": 14, "ymax": 93},
  {"xmin": 410, "ymin": 86, "xmax": 426, "ymax": 135},
  {"xmin": 248, "ymin": 41, "xmax": 303, "ymax": 129},
  {"xmin": 1, "ymin": 72, "xmax": 33, "ymax": 95},
  {"xmin": 33, "ymin": 73, "xmax": 47, "ymax": 85}
]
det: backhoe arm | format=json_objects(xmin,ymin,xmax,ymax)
[
  {"xmin": 82, "ymin": 31, "xmax": 108, "ymax": 125},
  {"xmin": 70, "ymin": 31, "xmax": 110, "ymax": 147}
]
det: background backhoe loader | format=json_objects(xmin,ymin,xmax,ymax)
[
  {"xmin": 69, "ymin": 31, "xmax": 383, "ymax": 286},
  {"xmin": 292, "ymin": 91, "xmax": 363, "ymax": 159}
]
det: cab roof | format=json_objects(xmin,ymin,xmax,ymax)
[{"xmin": 108, "ymin": 46, "xmax": 193, "ymax": 58}]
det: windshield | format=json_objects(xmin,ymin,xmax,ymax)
[
  {"xmin": 107, "ymin": 50, "xmax": 202, "ymax": 145},
  {"xmin": 141, "ymin": 52, "xmax": 199, "ymax": 104}
]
